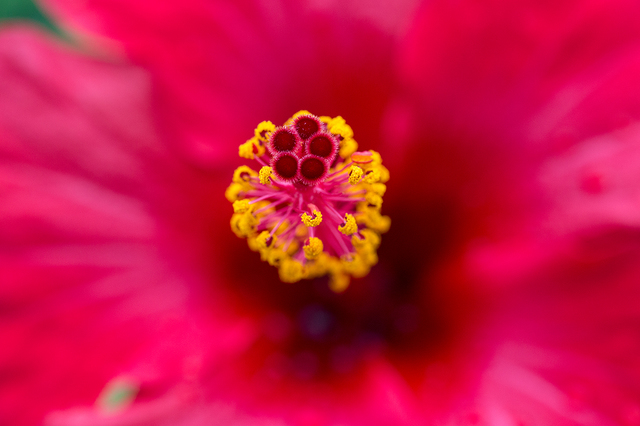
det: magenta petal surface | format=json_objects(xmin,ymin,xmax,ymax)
[
  {"xmin": 39, "ymin": 0, "xmax": 418, "ymax": 169},
  {"xmin": 0, "ymin": 26, "xmax": 219, "ymax": 425},
  {"xmin": 398, "ymin": 0, "xmax": 640, "ymax": 146},
  {"xmin": 383, "ymin": 0, "xmax": 640, "ymax": 423},
  {"xmin": 3, "ymin": 0, "xmax": 640, "ymax": 424}
]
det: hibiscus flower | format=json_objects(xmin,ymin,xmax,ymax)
[{"xmin": 2, "ymin": 0, "xmax": 640, "ymax": 425}]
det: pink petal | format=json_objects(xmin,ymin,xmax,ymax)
[
  {"xmin": 0, "ymin": 27, "xmax": 211, "ymax": 424},
  {"xmin": 39, "ymin": 0, "xmax": 408, "ymax": 168},
  {"xmin": 399, "ymin": 0, "xmax": 640, "ymax": 146}
]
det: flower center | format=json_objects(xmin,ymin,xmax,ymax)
[{"xmin": 228, "ymin": 111, "xmax": 390, "ymax": 292}]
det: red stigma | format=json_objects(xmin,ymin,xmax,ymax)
[
  {"xmin": 271, "ymin": 129, "xmax": 298, "ymax": 152},
  {"xmin": 274, "ymin": 154, "xmax": 299, "ymax": 179},
  {"xmin": 308, "ymin": 135, "xmax": 335, "ymax": 158},
  {"xmin": 294, "ymin": 116, "xmax": 320, "ymax": 140},
  {"xmin": 300, "ymin": 157, "xmax": 326, "ymax": 181}
]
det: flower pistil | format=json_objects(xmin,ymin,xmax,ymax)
[{"xmin": 227, "ymin": 111, "xmax": 390, "ymax": 292}]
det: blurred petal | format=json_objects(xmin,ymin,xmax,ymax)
[
  {"xmin": 39, "ymin": 0, "xmax": 414, "ymax": 168},
  {"xmin": 3, "ymin": 0, "xmax": 640, "ymax": 424},
  {"xmin": 399, "ymin": 0, "xmax": 640, "ymax": 144},
  {"xmin": 0, "ymin": 26, "xmax": 195, "ymax": 424}
]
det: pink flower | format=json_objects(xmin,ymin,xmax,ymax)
[{"xmin": 2, "ymin": 0, "xmax": 640, "ymax": 425}]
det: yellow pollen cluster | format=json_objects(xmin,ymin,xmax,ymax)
[
  {"xmin": 233, "ymin": 165, "xmax": 256, "ymax": 184},
  {"xmin": 348, "ymin": 166, "xmax": 363, "ymax": 184},
  {"xmin": 301, "ymin": 210, "xmax": 323, "ymax": 227},
  {"xmin": 255, "ymin": 121, "xmax": 276, "ymax": 140},
  {"xmin": 303, "ymin": 237, "xmax": 324, "ymax": 260},
  {"xmin": 339, "ymin": 213, "xmax": 358, "ymax": 235},
  {"xmin": 239, "ymin": 137, "xmax": 266, "ymax": 160},
  {"xmin": 227, "ymin": 111, "xmax": 390, "ymax": 292},
  {"xmin": 254, "ymin": 230, "xmax": 272, "ymax": 247},
  {"xmin": 233, "ymin": 199, "xmax": 252, "ymax": 213},
  {"xmin": 364, "ymin": 169, "xmax": 381, "ymax": 184},
  {"xmin": 259, "ymin": 166, "xmax": 272, "ymax": 184}
]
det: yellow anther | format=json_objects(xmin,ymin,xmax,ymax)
[
  {"xmin": 255, "ymin": 121, "xmax": 275, "ymax": 141},
  {"xmin": 301, "ymin": 210, "xmax": 323, "ymax": 227},
  {"xmin": 328, "ymin": 115, "xmax": 346, "ymax": 127},
  {"xmin": 331, "ymin": 124, "xmax": 354, "ymax": 140},
  {"xmin": 369, "ymin": 183, "xmax": 386, "ymax": 196},
  {"xmin": 359, "ymin": 247, "xmax": 378, "ymax": 266},
  {"xmin": 339, "ymin": 138, "xmax": 358, "ymax": 159},
  {"xmin": 352, "ymin": 228, "xmax": 381, "ymax": 249},
  {"xmin": 358, "ymin": 209, "xmax": 391, "ymax": 233},
  {"xmin": 285, "ymin": 240, "xmax": 299, "ymax": 256},
  {"xmin": 351, "ymin": 234, "xmax": 366, "ymax": 249},
  {"xmin": 339, "ymin": 213, "xmax": 358, "ymax": 235},
  {"xmin": 279, "ymin": 258, "xmax": 304, "ymax": 283},
  {"xmin": 237, "ymin": 212, "xmax": 258, "ymax": 236},
  {"xmin": 230, "ymin": 214, "xmax": 244, "ymax": 238},
  {"xmin": 348, "ymin": 166, "xmax": 363, "ymax": 185},
  {"xmin": 340, "ymin": 254, "xmax": 370, "ymax": 278},
  {"xmin": 267, "ymin": 249, "xmax": 286, "ymax": 267},
  {"xmin": 319, "ymin": 116, "xmax": 332, "ymax": 124},
  {"xmin": 259, "ymin": 166, "xmax": 273, "ymax": 185},
  {"xmin": 247, "ymin": 235, "xmax": 261, "ymax": 252},
  {"xmin": 305, "ymin": 253, "xmax": 332, "ymax": 278},
  {"xmin": 303, "ymin": 237, "xmax": 323, "ymax": 260},
  {"xmin": 328, "ymin": 116, "xmax": 354, "ymax": 139},
  {"xmin": 233, "ymin": 165, "xmax": 257, "ymax": 184},
  {"xmin": 233, "ymin": 199, "xmax": 252, "ymax": 213},
  {"xmin": 360, "ymin": 152, "xmax": 389, "ymax": 182},
  {"xmin": 370, "ymin": 150, "xmax": 383, "ymax": 164},
  {"xmin": 256, "ymin": 231, "xmax": 275, "ymax": 249},
  {"xmin": 365, "ymin": 192, "xmax": 383, "ymax": 209},
  {"xmin": 239, "ymin": 137, "xmax": 264, "ymax": 160},
  {"xmin": 378, "ymin": 165, "xmax": 390, "ymax": 183},
  {"xmin": 239, "ymin": 140, "xmax": 254, "ymax": 160},
  {"xmin": 225, "ymin": 183, "xmax": 243, "ymax": 202},
  {"xmin": 364, "ymin": 169, "xmax": 381, "ymax": 184},
  {"xmin": 362, "ymin": 229, "xmax": 381, "ymax": 248},
  {"xmin": 329, "ymin": 273, "xmax": 350, "ymax": 293}
]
